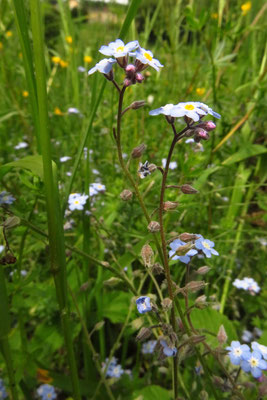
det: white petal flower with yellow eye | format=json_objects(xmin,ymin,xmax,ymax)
[
  {"xmin": 88, "ymin": 58, "xmax": 117, "ymax": 75},
  {"xmin": 170, "ymin": 102, "xmax": 207, "ymax": 122},
  {"xmin": 134, "ymin": 47, "xmax": 163, "ymax": 71},
  {"xmin": 68, "ymin": 193, "xmax": 88, "ymax": 211},
  {"xmin": 149, "ymin": 104, "xmax": 176, "ymax": 116},
  {"xmin": 99, "ymin": 39, "xmax": 139, "ymax": 58}
]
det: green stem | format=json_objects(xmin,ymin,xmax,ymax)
[{"xmin": 29, "ymin": 1, "xmax": 81, "ymax": 398}]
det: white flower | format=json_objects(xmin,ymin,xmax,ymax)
[
  {"xmin": 138, "ymin": 161, "xmax": 151, "ymax": 179},
  {"xmin": 99, "ymin": 39, "xmax": 139, "ymax": 58},
  {"xmin": 68, "ymin": 107, "xmax": 80, "ymax": 114},
  {"xmin": 162, "ymin": 158, "xmax": 177, "ymax": 169},
  {"xmin": 170, "ymin": 102, "xmax": 207, "ymax": 122},
  {"xmin": 89, "ymin": 183, "xmax": 106, "ymax": 196},
  {"xmin": 134, "ymin": 47, "xmax": 163, "ymax": 71},
  {"xmin": 68, "ymin": 193, "xmax": 88, "ymax": 211},
  {"xmin": 0, "ymin": 245, "xmax": 4, "ymax": 253},
  {"xmin": 66, "ymin": 171, "xmax": 72, "ymax": 176},
  {"xmin": 14, "ymin": 141, "xmax": 28, "ymax": 150},
  {"xmin": 149, "ymin": 103, "xmax": 176, "ymax": 116},
  {"xmin": 60, "ymin": 156, "xmax": 72, "ymax": 163},
  {"xmin": 147, "ymin": 95, "xmax": 154, "ymax": 104},
  {"xmin": 78, "ymin": 66, "xmax": 86, "ymax": 72},
  {"xmin": 88, "ymin": 58, "xmax": 117, "ymax": 75},
  {"xmin": 233, "ymin": 277, "xmax": 260, "ymax": 294}
]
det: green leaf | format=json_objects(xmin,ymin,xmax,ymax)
[
  {"xmin": 102, "ymin": 291, "xmax": 132, "ymax": 323},
  {"xmin": 132, "ymin": 385, "xmax": 171, "ymax": 400},
  {"xmin": 222, "ymin": 145, "xmax": 267, "ymax": 166},
  {"xmin": 0, "ymin": 155, "xmax": 57, "ymax": 180}
]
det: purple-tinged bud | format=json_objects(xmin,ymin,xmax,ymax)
[
  {"xmin": 141, "ymin": 244, "xmax": 154, "ymax": 267},
  {"xmin": 163, "ymin": 201, "xmax": 179, "ymax": 211},
  {"xmin": 148, "ymin": 221, "xmax": 160, "ymax": 233},
  {"xmin": 123, "ymin": 78, "xmax": 132, "ymax": 87},
  {"xmin": 125, "ymin": 64, "xmax": 136, "ymax": 79},
  {"xmin": 217, "ymin": 325, "xmax": 228, "ymax": 345},
  {"xmin": 194, "ymin": 128, "xmax": 210, "ymax": 142},
  {"xmin": 131, "ymin": 143, "xmax": 147, "ymax": 158},
  {"xmin": 179, "ymin": 233, "xmax": 198, "ymax": 242},
  {"xmin": 198, "ymin": 120, "xmax": 216, "ymax": 131},
  {"xmin": 185, "ymin": 281, "xmax": 206, "ymax": 293},
  {"xmin": 130, "ymin": 101, "xmax": 146, "ymax": 110},
  {"xmin": 136, "ymin": 73, "xmax": 144, "ymax": 83},
  {"xmin": 181, "ymin": 184, "xmax": 198, "ymax": 194}
]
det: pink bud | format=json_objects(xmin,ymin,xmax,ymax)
[
  {"xmin": 136, "ymin": 73, "xmax": 144, "ymax": 83},
  {"xmin": 123, "ymin": 78, "xmax": 132, "ymax": 87},
  {"xmin": 198, "ymin": 120, "xmax": 216, "ymax": 131},
  {"xmin": 198, "ymin": 130, "xmax": 209, "ymax": 139},
  {"xmin": 125, "ymin": 64, "xmax": 136, "ymax": 73}
]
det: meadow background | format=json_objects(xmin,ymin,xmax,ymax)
[{"xmin": 0, "ymin": 0, "xmax": 266, "ymax": 399}]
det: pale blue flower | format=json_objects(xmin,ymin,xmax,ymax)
[
  {"xmin": 160, "ymin": 340, "xmax": 177, "ymax": 357},
  {"xmin": 0, "ymin": 191, "xmax": 15, "ymax": 205},
  {"xmin": 195, "ymin": 237, "xmax": 219, "ymax": 258},
  {"xmin": 226, "ymin": 341, "xmax": 250, "ymax": 365},
  {"xmin": 198, "ymin": 102, "xmax": 221, "ymax": 119},
  {"xmin": 149, "ymin": 103, "xmax": 176, "ymax": 117},
  {"xmin": 241, "ymin": 350, "xmax": 267, "ymax": 378},
  {"xmin": 102, "ymin": 357, "xmax": 124, "ymax": 378},
  {"xmin": 133, "ymin": 47, "xmax": 163, "ymax": 71},
  {"xmin": 233, "ymin": 277, "xmax": 260, "ymax": 294},
  {"xmin": 142, "ymin": 340, "xmax": 157, "ymax": 354},
  {"xmin": 252, "ymin": 342, "xmax": 267, "ymax": 360},
  {"xmin": 37, "ymin": 384, "xmax": 57, "ymax": 400},
  {"xmin": 99, "ymin": 39, "xmax": 139, "ymax": 58},
  {"xmin": 136, "ymin": 296, "xmax": 152, "ymax": 314},
  {"xmin": 0, "ymin": 379, "xmax": 8, "ymax": 399},
  {"xmin": 88, "ymin": 58, "xmax": 117, "ymax": 75},
  {"xmin": 169, "ymin": 239, "xmax": 197, "ymax": 264}
]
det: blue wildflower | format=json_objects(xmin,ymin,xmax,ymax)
[
  {"xmin": 102, "ymin": 357, "xmax": 124, "ymax": 378},
  {"xmin": 195, "ymin": 237, "xmax": 219, "ymax": 258},
  {"xmin": 37, "ymin": 384, "xmax": 57, "ymax": 400},
  {"xmin": 142, "ymin": 340, "xmax": 157, "ymax": 354},
  {"xmin": 226, "ymin": 341, "xmax": 250, "ymax": 365},
  {"xmin": 160, "ymin": 340, "xmax": 177, "ymax": 357},
  {"xmin": 0, "ymin": 379, "xmax": 8, "ymax": 399},
  {"xmin": 88, "ymin": 58, "xmax": 117, "ymax": 76},
  {"xmin": 136, "ymin": 296, "xmax": 152, "ymax": 314},
  {"xmin": 99, "ymin": 39, "xmax": 139, "ymax": 59},
  {"xmin": 169, "ymin": 239, "xmax": 197, "ymax": 264},
  {"xmin": 233, "ymin": 277, "xmax": 260, "ymax": 294},
  {"xmin": 241, "ymin": 350, "xmax": 267, "ymax": 378},
  {"xmin": 252, "ymin": 342, "xmax": 267, "ymax": 361},
  {"xmin": 0, "ymin": 191, "xmax": 15, "ymax": 205}
]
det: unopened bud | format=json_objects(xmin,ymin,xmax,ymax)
[
  {"xmin": 103, "ymin": 277, "xmax": 121, "ymax": 287},
  {"xmin": 217, "ymin": 325, "xmax": 228, "ymax": 345},
  {"xmin": 163, "ymin": 201, "xmax": 179, "ymax": 211},
  {"xmin": 181, "ymin": 184, "xmax": 198, "ymax": 194},
  {"xmin": 151, "ymin": 263, "xmax": 164, "ymax": 275},
  {"xmin": 120, "ymin": 189, "xmax": 133, "ymax": 201},
  {"xmin": 190, "ymin": 335, "xmax": 206, "ymax": 344},
  {"xmin": 148, "ymin": 221, "xmax": 160, "ymax": 233},
  {"xmin": 179, "ymin": 233, "xmax": 198, "ymax": 242},
  {"xmin": 136, "ymin": 73, "xmax": 144, "ymax": 83},
  {"xmin": 125, "ymin": 64, "xmax": 136, "ymax": 78},
  {"xmin": 131, "ymin": 143, "xmax": 147, "ymax": 158},
  {"xmin": 195, "ymin": 295, "xmax": 207, "ymax": 309},
  {"xmin": 196, "ymin": 266, "xmax": 210, "ymax": 275},
  {"xmin": 175, "ymin": 243, "xmax": 194, "ymax": 256},
  {"xmin": 148, "ymin": 163, "xmax": 157, "ymax": 173},
  {"xmin": 94, "ymin": 321, "xmax": 105, "ymax": 331},
  {"xmin": 194, "ymin": 128, "xmax": 210, "ymax": 142},
  {"xmin": 130, "ymin": 100, "xmax": 146, "ymax": 110},
  {"xmin": 198, "ymin": 120, "xmax": 216, "ymax": 131},
  {"xmin": 141, "ymin": 244, "xmax": 154, "ymax": 267},
  {"xmin": 161, "ymin": 298, "xmax": 173, "ymax": 311},
  {"xmin": 136, "ymin": 327, "xmax": 152, "ymax": 341},
  {"xmin": 185, "ymin": 281, "xmax": 206, "ymax": 293},
  {"xmin": 124, "ymin": 78, "xmax": 132, "ymax": 87}
]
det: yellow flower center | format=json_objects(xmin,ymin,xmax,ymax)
[
  {"xmin": 144, "ymin": 52, "xmax": 153, "ymax": 62},
  {"xmin": 233, "ymin": 348, "xmax": 241, "ymax": 357},
  {"xmin": 250, "ymin": 357, "xmax": 259, "ymax": 368},
  {"xmin": 47, "ymin": 394, "xmax": 52, "ymax": 399},
  {"xmin": 185, "ymin": 104, "xmax": 195, "ymax": 111},
  {"xmin": 116, "ymin": 46, "xmax": 124, "ymax": 53},
  {"xmin": 74, "ymin": 200, "xmax": 79, "ymax": 204},
  {"xmin": 202, "ymin": 241, "xmax": 211, "ymax": 250}
]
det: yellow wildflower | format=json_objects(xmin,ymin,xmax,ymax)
[
  {"xmin": 54, "ymin": 107, "xmax": 64, "ymax": 116},
  {"xmin": 196, "ymin": 87, "xmax": 205, "ymax": 96},
  {"xmin": 241, "ymin": 1, "xmax": 252, "ymax": 15},
  {"xmin": 84, "ymin": 56, "xmax": 92, "ymax": 64},
  {"xmin": 22, "ymin": 91, "xmax": 29, "ymax": 98},
  {"xmin": 0, "ymin": 42, "xmax": 3, "ymax": 51},
  {"xmin": 60, "ymin": 60, "xmax": 68, "ymax": 68},
  {"xmin": 37, "ymin": 368, "xmax": 53, "ymax": 384},
  {"xmin": 19, "ymin": 52, "xmax": 23, "ymax": 59},
  {"xmin": 52, "ymin": 56, "xmax": 61, "ymax": 64},
  {"xmin": 65, "ymin": 36, "xmax": 73, "ymax": 44},
  {"xmin": 6, "ymin": 31, "xmax": 12, "ymax": 38},
  {"xmin": 211, "ymin": 13, "xmax": 218, "ymax": 19}
]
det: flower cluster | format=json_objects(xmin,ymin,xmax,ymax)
[
  {"xmin": 68, "ymin": 193, "xmax": 88, "ymax": 211},
  {"xmin": 0, "ymin": 379, "xmax": 8, "ymax": 399},
  {"xmin": 37, "ymin": 384, "xmax": 57, "ymax": 400},
  {"xmin": 0, "ymin": 191, "xmax": 15, "ymax": 206},
  {"xmin": 102, "ymin": 357, "xmax": 124, "ymax": 379},
  {"xmin": 88, "ymin": 39, "xmax": 163, "ymax": 85},
  {"xmin": 89, "ymin": 182, "xmax": 106, "ymax": 196},
  {"xmin": 226, "ymin": 341, "xmax": 267, "ymax": 378},
  {"xmin": 169, "ymin": 234, "xmax": 219, "ymax": 264},
  {"xmin": 233, "ymin": 277, "xmax": 260, "ymax": 294}
]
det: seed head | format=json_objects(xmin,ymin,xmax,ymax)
[
  {"xmin": 120, "ymin": 189, "xmax": 133, "ymax": 201},
  {"xmin": 147, "ymin": 221, "xmax": 160, "ymax": 233},
  {"xmin": 141, "ymin": 244, "xmax": 154, "ymax": 267},
  {"xmin": 131, "ymin": 143, "xmax": 146, "ymax": 158}
]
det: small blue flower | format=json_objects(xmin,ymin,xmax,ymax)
[
  {"xmin": 149, "ymin": 103, "xmax": 176, "ymax": 117},
  {"xmin": 160, "ymin": 340, "xmax": 177, "ymax": 357},
  {"xmin": 195, "ymin": 237, "xmax": 219, "ymax": 258},
  {"xmin": 142, "ymin": 340, "xmax": 157, "ymax": 354},
  {"xmin": 252, "ymin": 342, "xmax": 267, "ymax": 361},
  {"xmin": 99, "ymin": 39, "xmax": 139, "ymax": 59},
  {"xmin": 37, "ymin": 384, "xmax": 57, "ymax": 400},
  {"xmin": 241, "ymin": 350, "xmax": 267, "ymax": 378},
  {"xmin": 232, "ymin": 277, "xmax": 260, "ymax": 294},
  {"xmin": 88, "ymin": 58, "xmax": 117, "ymax": 76},
  {"xmin": 136, "ymin": 296, "xmax": 152, "ymax": 314},
  {"xmin": 0, "ymin": 191, "xmax": 15, "ymax": 205},
  {"xmin": 0, "ymin": 379, "xmax": 8, "ymax": 399},
  {"xmin": 102, "ymin": 357, "xmax": 124, "ymax": 378},
  {"xmin": 226, "ymin": 341, "xmax": 250, "ymax": 365},
  {"xmin": 169, "ymin": 239, "xmax": 197, "ymax": 264}
]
